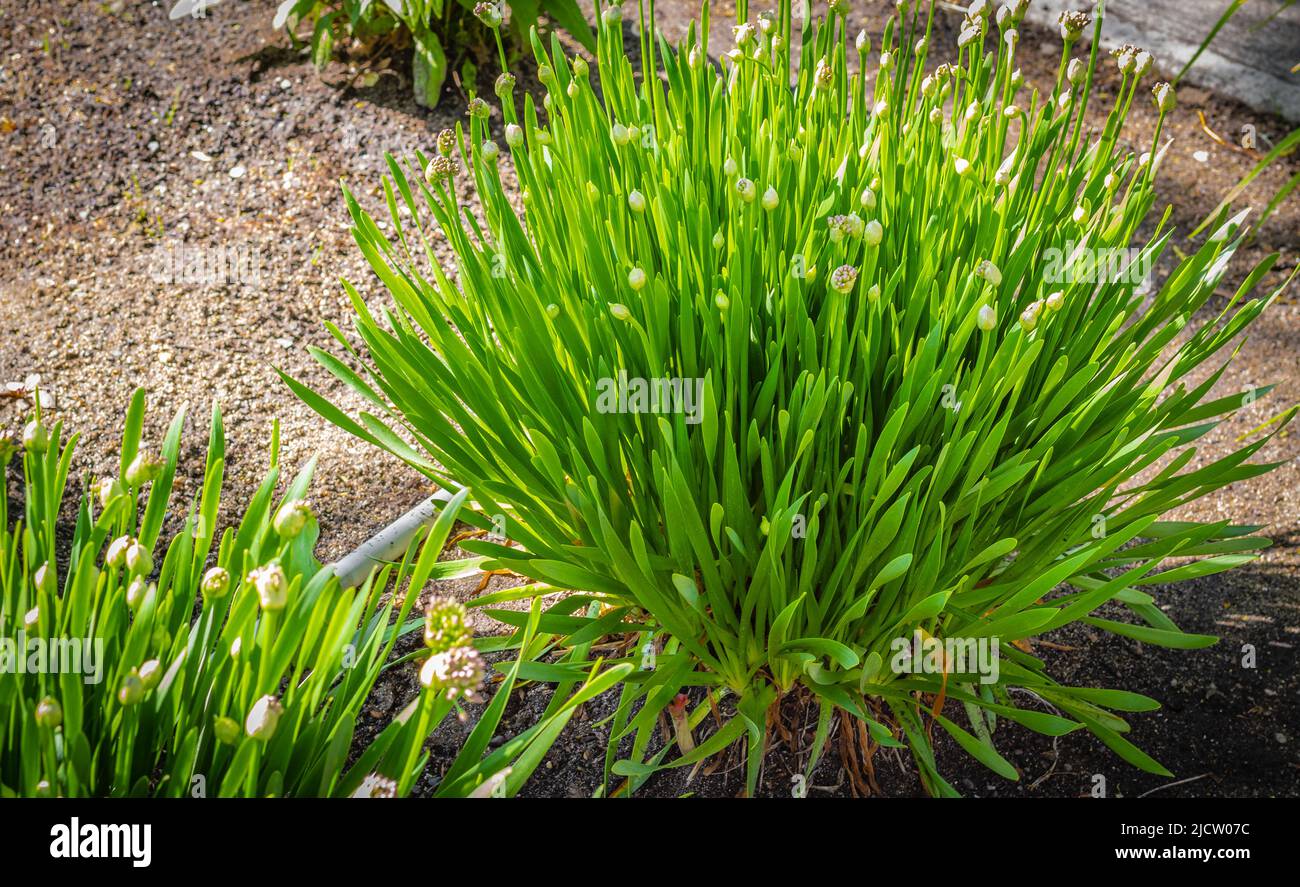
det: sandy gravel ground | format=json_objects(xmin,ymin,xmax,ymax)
[{"xmin": 1, "ymin": 0, "xmax": 1297, "ymax": 795}]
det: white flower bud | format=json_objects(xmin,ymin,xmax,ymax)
[
  {"xmin": 250, "ymin": 562, "xmax": 288, "ymax": 611},
  {"xmin": 125, "ymin": 541, "xmax": 153, "ymax": 577},
  {"xmin": 481, "ymin": 141, "xmax": 499, "ymax": 163},
  {"xmin": 505, "ymin": 123, "xmax": 524, "ymax": 148},
  {"xmin": 1152, "ymin": 81, "xmax": 1176, "ymax": 113},
  {"xmin": 93, "ymin": 477, "xmax": 124, "ymax": 508},
  {"xmin": 761, "ymin": 186, "xmax": 779, "ymax": 210},
  {"xmin": 609, "ymin": 303, "xmax": 632, "ymax": 321},
  {"xmin": 138, "ymin": 658, "xmax": 163, "ymax": 691},
  {"xmin": 1067, "ymin": 57, "xmax": 1085, "ymax": 85},
  {"xmin": 245, "ymin": 694, "xmax": 283, "ymax": 741},
  {"xmin": 954, "ymin": 157, "xmax": 971, "ymax": 176},
  {"xmin": 106, "ymin": 535, "xmax": 133, "ymax": 568},
  {"xmin": 1045, "ymin": 290, "xmax": 1065, "ymax": 312},
  {"xmin": 125, "ymin": 576, "xmax": 147, "ymax": 610},
  {"xmin": 628, "ymin": 267, "xmax": 647, "ymax": 291},
  {"xmin": 977, "ymin": 304, "xmax": 998, "ymax": 331},
  {"xmin": 628, "ymin": 190, "xmax": 647, "ymax": 213},
  {"xmin": 1020, "ymin": 301, "xmax": 1043, "ymax": 331},
  {"xmin": 864, "ymin": 219, "xmax": 883, "ymax": 246},
  {"xmin": 22, "ymin": 420, "xmax": 48, "ymax": 453},
  {"xmin": 723, "ymin": 156, "xmax": 738, "ymax": 177},
  {"xmin": 735, "ymin": 178, "xmax": 756, "ymax": 203}
]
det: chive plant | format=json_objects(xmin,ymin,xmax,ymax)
[
  {"xmin": 297, "ymin": 0, "xmax": 1296, "ymax": 795},
  {"xmin": 0, "ymin": 391, "xmax": 614, "ymax": 797}
]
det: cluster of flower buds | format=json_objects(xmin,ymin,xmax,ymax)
[
  {"xmin": 426, "ymin": 154, "xmax": 456, "ymax": 183},
  {"xmin": 813, "ymin": 57, "xmax": 834, "ymax": 91},
  {"xmin": 125, "ymin": 452, "xmax": 164, "ymax": 488},
  {"xmin": 830, "ymin": 264, "xmax": 859, "ymax": 295},
  {"xmin": 424, "ymin": 598, "xmax": 473, "ymax": 653},
  {"xmin": 466, "ymin": 97, "xmax": 490, "ymax": 120},
  {"xmin": 975, "ymin": 259, "xmax": 1003, "ymax": 286},
  {"xmin": 1111, "ymin": 44, "xmax": 1154, "ymax": 78},
  {"xmin": 92, "ymin": 476, "xmax": 124, "ymax": 508},
  {"xmin": 494, "ymin": 72, "xmax": 515, "ymax": 99},
  {"xmin": 106, "ymin": 535, "xmax": 154, "ymax": 577},
  {"xmin": 351, "ymin": 773, "xmax": 399, "ymax": 798},
  {"xmin": 473, "ymin": 2, "xmax": 502, "ymax": 28},
  {"xmin": 250, "ymin": 562, "xmax": 288, "ymax": 611},
  {"xmin": 201, "ymin": 565, "xmax": 231, "ymax": 601},
  {"xmin": 1058, "ymin": 10, "xmax": 1090, "ymax": 42},
  {"xmin": 828, "ymin": 213, "xmax": 865, "ymax": 242},
  {"xmin": 420, "ymin": 645, "xmax": 487, "ymax": 702},
  {"xmin": 273, "ymin": 498, "xmax": 314, "ymax": 538}
]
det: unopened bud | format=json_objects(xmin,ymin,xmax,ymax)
[
  {"xmin": 273, "ymin": 499, "xmax": 313, "ymax": 538},
  {"xmin": 35, "ymin": 696, "xmax": 62, "ymax": 729},
  {"xmin": 22, "ymin": 420, "xmax": 48, "ymax": 453},
  {"xmin": 245, "ymin": 694, "xmax": 283, "ymax": 741}
]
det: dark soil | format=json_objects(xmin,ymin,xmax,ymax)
[{"xmin": 1, "ymin": 0, "xmax": 1297, "ymax": 797}]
